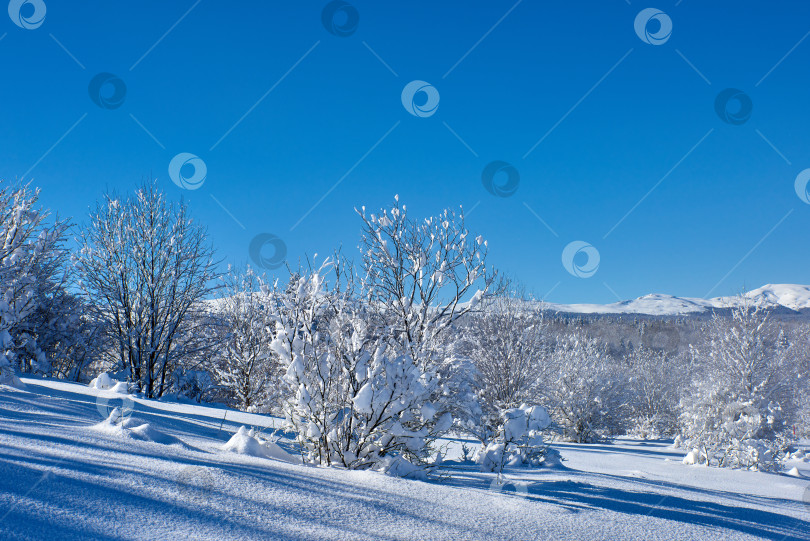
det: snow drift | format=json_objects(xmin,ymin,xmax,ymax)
[{"xmin": 221, "ymin": 426, "xmax": 300, "ymax": 464}]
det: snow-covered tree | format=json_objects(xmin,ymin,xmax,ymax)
[
  {"xmin": 678, "ymin": 297, "xmax": 799, "ymax": 470},
  {"xmin": 543, "ymin": 330, "xmax": 627, "ymax": 442},
  {"xmin": 269, "ymin": 258, "xmax": 338, "ymax": 465},
  {"xmin": 75, "ymin": 181, "xmax": 218, "ymax": 398},
  {"xmin": 212, "ymin": 266, "xmax": 281, "ymax": 411},
  {"xmin": 29, "ymin": 290, "xmax": 103, "ymax": 381},
  {"xmin": 350, "ymin": 198, "xmax": 498, "ymax": 470},
  {"xmin": 356, "ymin": 197, "xmax": 496, "ymax": 369},
  {"xmin": 455, "ymin": 291, "xmax": 550, "ymax": 446},
  {"xmin": 0, "ymin": 181, "xmax": 81, "ymax": 385},
  {"xmin": 798, "ymin": 388, "xmax": 810, "ymax": 439},
  {"xmin": 626, "ymin": 346, "xmax": 684, "ymax": 439},
  {"xmin": 795, "ymin": 327, "xmax": 810, "ymax": 438}
]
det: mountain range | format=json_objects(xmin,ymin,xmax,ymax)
[{"xmin": 544, "ymin": 284, "xmax": 810, "ymax": 317}]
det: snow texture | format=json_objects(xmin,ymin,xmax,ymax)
[{"xmin": 0, "ymin": 377, "xmax": 808, "ymax": 541}]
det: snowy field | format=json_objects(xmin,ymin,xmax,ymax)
[{"xmin": 1, "ymin": 377, "xmax": 809, "ymax": 541}]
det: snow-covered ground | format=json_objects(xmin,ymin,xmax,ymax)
[{"xmin": 1, "ymin": 378, "xmax": 808, "ymax": 541}]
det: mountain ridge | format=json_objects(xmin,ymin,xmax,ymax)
[{"xmin": 543, "ymin": 284, "xmax": 810, "ymax": 316}]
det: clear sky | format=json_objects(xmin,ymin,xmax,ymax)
[{"xmin": 2, "ymin": 0, "xmax": 809, "ymax": 303}]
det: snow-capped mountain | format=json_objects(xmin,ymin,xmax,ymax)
[{"xmin": 544, "ymin": 284, "xmax": 810, "ymax": 317}]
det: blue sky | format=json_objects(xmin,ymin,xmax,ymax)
[{"xmin": 2, "ymin": 0, "xmax": 809, "ymax": 303}]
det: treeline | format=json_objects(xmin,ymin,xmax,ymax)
[{"xmin": 1, "ymin": 179, "xmax": 808, "ymax": 474}]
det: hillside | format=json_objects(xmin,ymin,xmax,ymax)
[{"xmin": 1, "ymin": 377, "xmax": 808, "ymax": 540}]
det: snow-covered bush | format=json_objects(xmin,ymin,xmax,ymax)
[
  {"xmin": 678, "ymin": 384, "xmax": 787, "ymax": 471},
  {"xmin": 211, "ymin": 267, "xmax": 282, "ymax": 411},
  {"xmin": 272, "ymin": 257, "xmax": 451, "ymax": 472},
  {"xmin": 0, "ymin": 181, "xmax": 88, "ymax": 384},
  {"xmin": 678, "ymin": 297, "xmax": 799, "ymax": 471},
  {"xmin": 625, "ymin": 346, "xmax": 685, "ymax": 439},
  {"xmin": 264, "ymin": 198, "xmax": 494, "ymax": 474},
  {"xmin": 270, "ymin": 259, "xmax": 340, "ymax": 465},
  {"xmin": 791, "ymin": 327, "xmax": 810, "ymax": 438},
  {"xmin": 477, "ymin": 404, "xmax": 553, "ymax": 473},
  {"xmin": 797, "ymin": 393, "xmax": 810, "ymax": 439},
  {"xmin": 455, "ymin": 292, "xmax": 550, "ymax": 447},
  {"xmin": 32, "ymin": 293, "xmax": 103, "ymax": 382},
  {"xmin": 543, "ymin": 331, "xmax": 627, "ymax": 442},
  {"xmin": 353, "ymin": 198, "xmax": 497, "ymax": 469},
  {"xmin": 170, "ymin": 369, "xmax": 215, "ymax": 403},
  {"xmin": 0, "ymin": 329, "xmax": 21, "ymax": 387}
]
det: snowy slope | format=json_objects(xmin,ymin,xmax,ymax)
[
  {"xmin": 545, "ymin": 284, "xmax": 810, "ymax": 316},
  {"xmin": 1, "ymin": 378, "xmax": 809, "ymax": 541},
  {"xmin": 744, "ymin": 284, "xmax": 810, "ymax": 311}
]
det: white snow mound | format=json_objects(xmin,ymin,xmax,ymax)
[
  {"xmin": 221, "ymin": 426, "xmax": 300, "ymax": 464},
  {"xmin": 109, "ymin": 381, "xmax": 130, "ymax": 393},
  {"xmin": 375, "ymin": 455, "xmax": 427, "ymax": 480},
  {"xmin": 89, "ymin": 373, "xmax": 129, "ymax": 392},
  {"xmin": 683, "ymin": 450, "xmax": 700, "ymax": 465},
  {"xmin": 92, "ymin": 407, "xmax": 187, "ymax": 447},
  {"xmin": 0, "ymin": 371, "xmax": 25, "ymax": 389},
  {"xmin": 88, "ymin": 373, "xmax": 116, "ymax": 390}
]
